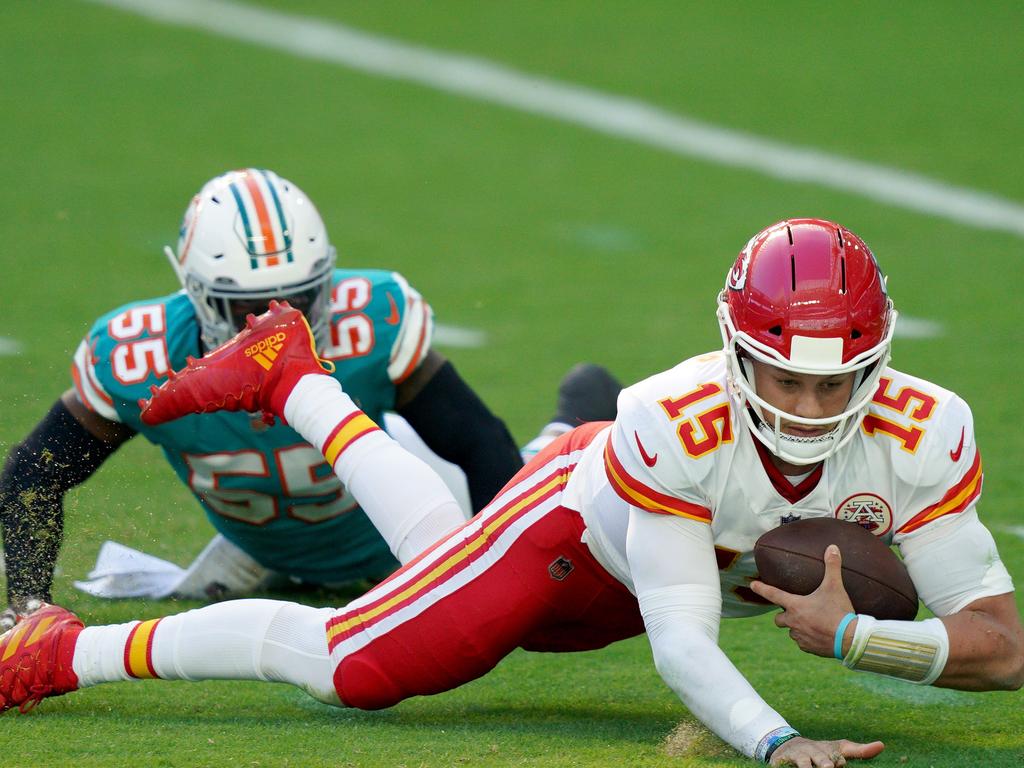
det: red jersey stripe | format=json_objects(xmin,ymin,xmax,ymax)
[
  {"xmin": 896, "ymin": 451, "xmax": 983, "ymax": 534},
  {"xmin": 604, "ymin": 439, "xmax": 711, "ymax": 522}
]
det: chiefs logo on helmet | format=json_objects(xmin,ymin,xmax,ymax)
[{"xmin": 726, "ymin": 241, "xmax": 753, "ymax": 291}]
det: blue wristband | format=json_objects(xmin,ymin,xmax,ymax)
[
  {"xmin": 756, "ymin": 727, "xmax": 801, "ymax": 763},
  {"xmin": 834, "ymin": 612, "xmax": 857, "ymax": 660}
]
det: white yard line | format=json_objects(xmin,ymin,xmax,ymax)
[
  {"xmin": 0, "ymin": 337, "xmax": 23, "ymax": 356},
  {"xmin": 1001, "ymin": 526, "xmax": 1024, "ymax": 541},
  {"xmin": 433, "ymin": 323, "xmax": 486, "ymax": 348},
  {"xmin": 85, "ymin": 0, "xmax": 1024, "ymax": 238},
  {"xmin": 894, "ymin": 316, "xmax": 942, "ymax": 339}
]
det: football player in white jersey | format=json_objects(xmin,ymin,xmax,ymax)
[{"xmin": 3, "ymin": 219, "xmax": 1021, "ymax": 768}]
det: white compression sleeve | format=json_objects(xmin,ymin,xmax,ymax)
[
  {"xmin": 284, "ymin": 374, "xmax": 466, "ymax": 563},
  {"xmin": 627, "ymin": 508, "xmax": 790, "ymax": 758}
]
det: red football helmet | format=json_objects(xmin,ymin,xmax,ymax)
[{"xmin": 716, "ymin": 218, "xmax": 896, "ymax": 464}]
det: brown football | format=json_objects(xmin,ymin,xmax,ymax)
[{"xmin": 753, "ymin": 517, "xmax": 918, "ymax": 620}]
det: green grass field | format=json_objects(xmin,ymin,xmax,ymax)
[{"xmin": 3, "ymin": 1, "xmax": 1024, "ymax": 764}]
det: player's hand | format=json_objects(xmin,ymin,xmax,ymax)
[
  {"xmin": 770, "ymin": 736, "xmax": 884, "ymax": 767},
  {"xmin": 750, "ymin": 544, "xmax": 855, "ymax": 658}
]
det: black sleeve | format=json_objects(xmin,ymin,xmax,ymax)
[
  {"xmin": 0, "ymin": 400, "xmax": 128, "ymax": 605},
  {"xmin": 395, "ymin": 361, "xmax": 523, "ymax": 512}
]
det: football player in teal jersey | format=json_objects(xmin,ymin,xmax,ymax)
[{"xmin": 0, "ymin": 168, "xmax": 530, "ymax": 625}]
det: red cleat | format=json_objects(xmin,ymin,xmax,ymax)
[
  {"xmin": 139, "ymin": 301, "xmax": 335, "ymax": 426},
  {"xmin": 0, "ymin": 604, "xmax": 83, "ymax": 714}
]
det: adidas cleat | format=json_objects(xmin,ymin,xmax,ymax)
[
  {"xmin": 552, "ymin": 363, "xmax": 623, "ymax": 427},
  {"xmin": 0, "ymin": 604, "xmax": 83, "ymax": 714},
  {"xmin": 139, "ymin": 301, "xmax": 335, "ymax": 427}
]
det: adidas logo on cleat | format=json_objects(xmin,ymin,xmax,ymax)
[{"xmin": 245, "ymin": 332, "xmax": 287, "ymax": 370}]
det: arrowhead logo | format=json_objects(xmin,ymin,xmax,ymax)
[
  {"xmin": 950, "ymin": 427, "xmax": 965, "ymax": 462},
  {"xmin": 245, "ymin": 332, "xmax": 287, "ymax": 371},
  {"xmin": 634, "ymin": 431, "xmax": 658, "ymax": 468}
]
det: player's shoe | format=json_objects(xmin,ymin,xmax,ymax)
[
  {"xmin": 139, "ymin": 301, "xmax": 335, "ymax": 426},
  {"xmin": 551, "ymin": 363, "xmax": 623, "ymax": 427},
  {"xmin": 0, "ymin": 604, "xmax": 83, "ymax": 714}
]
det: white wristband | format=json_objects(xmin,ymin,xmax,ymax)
[{"xmin": 842, "ymin": 615, "xmax": 949, "ymax": 685}]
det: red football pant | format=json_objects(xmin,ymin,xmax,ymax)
[{"xmin": 325, "ymin": 422, "xmax": 645, "ymax": 709}]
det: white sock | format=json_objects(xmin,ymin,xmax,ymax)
[
  {"xmin": 73, "ymin": 600, "xmax": 340, "ymax": 705},
  {"xmin": 283, "ymin": 375, "xmax": 381, "ymax": 460},
  {"xmin": 283, "ymin": 374, "xmax": 466, "ymax": 562},
  {"xmin": 519, "ymin": 422, "xmax": 572, "ymax": 461}
]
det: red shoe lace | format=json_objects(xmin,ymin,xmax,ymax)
[
  {"xmin": 18, "ymin": 684, "xmax": 55, "ymax": 713},
  {"xmin": 0, "ymin": 653, "xmax": 56, "ymax": 714}
]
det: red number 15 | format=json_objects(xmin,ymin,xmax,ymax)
[{"xmin": 658, "ymin": 383, "xmax": 733, "ymax": 458}]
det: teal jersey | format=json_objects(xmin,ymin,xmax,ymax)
[{"xmin": 70, "ymin": 269, "xmax": 434, "ymax": 583}]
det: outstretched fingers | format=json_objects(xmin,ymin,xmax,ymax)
[
  {"xmin": 770, "ymin": 737, "xmax": 885, "ymax": 767},
  {"xmin": 749, "ymin": 578, "xmax": 795, "ymax": 609},
  {"xmin": 840, "ymin": 740, "xmax": 885, "ymax": 760}
]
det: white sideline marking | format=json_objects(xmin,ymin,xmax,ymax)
[
  {"xmin": 894, "ymin": 316, "xmax": 943, "ymax": 339},
  {"xmin": 433, "ymin": 323, "xmax": 486, "ymax": 348},
  {"xmin": 84, "ymin": 0, "xmax": 1024, "ymax": 238},
  {"xmin": 567, "ymin": 224, "xmax": 642, "ymax": 253},
  {"xmin": 0, "ymin": 337, "xmax": 23, "ymax": 356},
  {"xmin": 1001, "ymin": 526, "xmax": 1024, "ymax": 541},
  {"xmin": 436, "ymin": 316, "xmax": 937, "ymax": 346}
]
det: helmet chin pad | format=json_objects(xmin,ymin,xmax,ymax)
[{"xmin": 754, "ymin": 419, "xmax": 844, "ymax": 465}]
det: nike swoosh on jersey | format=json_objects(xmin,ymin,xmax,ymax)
[
  {"xmin": 950, "ymin": 426, "xmax": 965, "ymax": 462},
  {"xmin": 634, "ymin": 430, "xmax": 658, "ymax": 467},
  {"xmin": 384, "ymin": 292, "xmax": 401, "ymax": 325}
]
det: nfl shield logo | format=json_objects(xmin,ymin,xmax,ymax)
[{"xmin": 548, "ymin": 556, "xmax": 574, "ymax": 581}]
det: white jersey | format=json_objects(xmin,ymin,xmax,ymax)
[{"xmin": 566, "ymin": 351, "xmax": 1012, "ymax": 619}]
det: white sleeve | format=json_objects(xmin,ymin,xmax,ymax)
[
  {"xmin": 387, "ymin": 273, "xmax": 434, "ymax": 384},
  {"xmin": 899, "ymin": 508, "xmax": 1014, "ymax": 616},
  {"xmin": 340, "ymin": 438, "xmax": 465, "ymax": 563},
  {"xmin": 70, "ymin": 338, "xmax": 120, "ymax": 421},
  {"xmin": 626, "ymin": 506, "xmax": 790, "ymax": 758}
]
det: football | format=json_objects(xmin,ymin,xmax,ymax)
[{"xmin": 753, "ymin": 517, "xmax": 919, "ymax": 620}]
